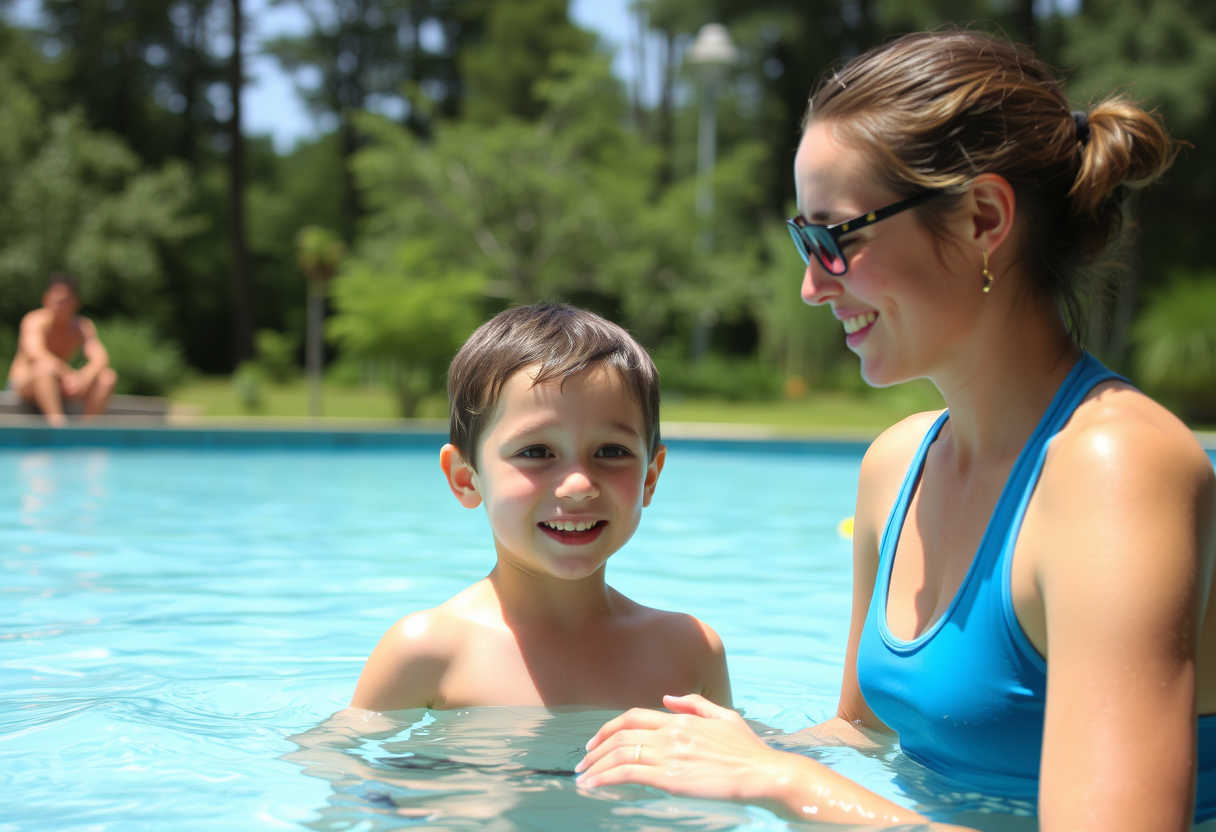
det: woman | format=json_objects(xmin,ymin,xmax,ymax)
[{"xmin": 576, "ymin": 31, "xmax": 1216, "ymax": 831}]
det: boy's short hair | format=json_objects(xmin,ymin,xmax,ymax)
[{"xmin": 448, "ymin": 303, "xmax": 660, "ymax": 471}]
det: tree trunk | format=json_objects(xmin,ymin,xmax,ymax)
[
  {"xmin": 228, "ymin": 0, "xmax": 256, "ymax": 364},
  {"xmin": 1016, "ymin": 0, "xmax": 1037, "ymax": 47},
  {"xmin": 307, "ymin": 280, "xmax": 324, "ymax": 419}
]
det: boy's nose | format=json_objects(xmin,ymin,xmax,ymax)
[{"xmin": 555, "ymin": 468, "xmax": 599, "ymax": 501}]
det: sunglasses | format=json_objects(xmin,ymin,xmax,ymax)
[{"xmin": 786, "ymin": 190, "xmax": 942, "ymax": 275}]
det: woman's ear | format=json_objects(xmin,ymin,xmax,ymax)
[
  {"xmin": 440, "ymin": 444, "xmax": 482, "ymax": 509},
  {"xmin": 641, "ymin": 443, "xmax": 667, "ymax": 508},
  {"xmin": 967, "ymin": 173, "xmax": 1017, "ymax": 255}
]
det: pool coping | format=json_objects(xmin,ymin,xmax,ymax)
[
  {"xmin": 0, "ymin": 416, "xmax": 880, "ymax": 454},
  {"xmin": 1, "ymin": 416, "xmax": 1211, "ymax": 455}
]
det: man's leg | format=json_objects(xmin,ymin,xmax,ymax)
[
  {"xmin": 15, "ymin": 358, "xmax": 68, "ymax": 426},
  {"xmin": 80, "ymin": 368, "xmax": 117, "ymax": 420}
]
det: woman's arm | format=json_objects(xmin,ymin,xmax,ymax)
[
  {"xmin": 1026, "ymin": 412, "xmax": 1216, "ymax": 832},
  {"xmin": 576, "ymin": 415, "xmax": 961, "ymax": 826},
  {"xmin": 787, "ymin": 413, "xmax": 941, "ymax": 749},
  {"xmin": 577, "ymin": 693, "xmax": 971, "ymax": 828}
]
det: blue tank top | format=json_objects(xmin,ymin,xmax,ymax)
[{"xmin": 856, "ymin": 352, "xmax": 1216, "ymax": 823}]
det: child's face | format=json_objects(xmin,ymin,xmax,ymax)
[{"xmin": 443, "ymin": 366, "xmax": 664, "ymax": 582}]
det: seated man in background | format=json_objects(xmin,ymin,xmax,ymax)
[{"xmin": 7, "ymin": 273, "xmax": 117, "ymax": 426}]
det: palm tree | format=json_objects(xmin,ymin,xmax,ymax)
[{"xmin": 295, "ymin": 226, "xmax": 347, "ymax": 418}]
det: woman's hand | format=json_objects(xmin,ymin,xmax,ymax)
[
  {"xmin": 576, "ymin": 694, "xmax": 935, "ymax": 827},
  {"xmin": 575, "ymin": 693, "xmax": 779, "ymax": 802}
]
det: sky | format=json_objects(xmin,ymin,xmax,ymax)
[
  {"xmin": 4, "ymin": 0, "xmax": 639, "ymax": 153},
  {"xmin": 242, "ymin": 0, "xmax": 636, "ymax": 152}
]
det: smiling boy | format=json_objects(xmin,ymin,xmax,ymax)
[{"xmin": 351, "ymin": 304, "xmax": 731, "ymax": 712}]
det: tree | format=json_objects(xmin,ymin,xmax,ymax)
[
  {"xmin": 350, "ymin": 52, "xmax": 768, "ymax": 347},
  {"xmin": 264, "ymin": 0, "xmax": 474, "ymax": 236},
  {"xmin": 296, "ymin": 225, "xmax": 346, "ymax": 417},
  {"xmin": 36, "ymin": 0, "xmax": 226, "ymax": 166},
  {"xmin": 227, "ymin": 0, "xmax": 255, "ymax": 364},
  {"xmin": 0, "ymin": 67, "xmax": 198, "ymax": 327},
  {"xmin": 459, "ymin": 0, "xmax": 595, "ymax": 123},
  {"xmin": 327, "ymin": 241, "xmax": 484, "ymax": 417},
  {"xmin": 1063, "ymin": 0, "xmax": 1216, "ymax": 366}
]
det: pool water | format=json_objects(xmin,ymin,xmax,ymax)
[{"xmin": 2, "ymin": 443, "xmax": 1041, "ymax": 831}]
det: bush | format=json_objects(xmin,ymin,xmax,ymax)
[
  {"xmin": 232, "ymin": 362, "xmax": 265, "ymax": 412},
  {"xmin": 653, "ymin": 351, "xmax": 784, "ymax": 401},
  {"xmin": 95, "ymin": 319, "xmax": 188, "ymax": 397},
  {"xmin": 1133, "ymin": 275, "xmax": 1216, "ymax": 424},
  {"xmin": 255, "ymin": 329, "xmax": 299, "ymax": 384}
]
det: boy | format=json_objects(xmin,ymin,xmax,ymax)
[{"xmin": 351, "ymin": 303, "xmax": 731, "ymax": 711}]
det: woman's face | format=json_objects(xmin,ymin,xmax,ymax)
[{"xmin": 793, "ymin": 122, "xmax": 977, "ymax": 388}]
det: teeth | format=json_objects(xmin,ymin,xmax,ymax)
[
  {"xmin": 842, "ymin": 312, "xmax": 877, "ymax": 334},
  {"xmin": 544, "ymin": 520, "xmax": 599, "ymax": 531}
]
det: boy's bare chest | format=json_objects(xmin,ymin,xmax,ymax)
[{"xmin": 436, "ymin": 626, "xmax": 698, "ymax": 710}]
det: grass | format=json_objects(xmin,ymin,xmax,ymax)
[
  {"xmin": 170, "ymin": 376, "xmax": 946, "ymax": 429},
  {"xmin": 170, "ymin": 377, "xmax": 419, "ymax": 420}
]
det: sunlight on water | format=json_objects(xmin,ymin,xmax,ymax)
[{"xmin": 1, "ymin": 444, "xmax": 1047, "ymax": 830}]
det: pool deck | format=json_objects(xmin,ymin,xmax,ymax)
[
  {"xmin": 0, "ymin": 415, "xmax": 1211, "ymax": 455},
  {"xmin": 0, "ymin": 415, "xmax": 883, "ymax": 454}
]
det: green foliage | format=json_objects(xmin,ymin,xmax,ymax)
[
  {"xmin": 232, "ymin": 361, "xmax": 266, "ymax": 412},
  {"xmin": 654, "ymin": 350, "xmax": 784, "ymax": 400},
  {"xmin": 1132, "ymin": 274, "xmax": 1216, "ymax": 421},
  {"xmin": 295, "ymin": 225, "xmax": 347, "ymax": 283},
  {"xmin": 751, "ymin": 222, "xmax": 849, "ymax": 386},
  {"xmin": 0, "ymin": 68, "xmax": 199, "ymax": 327},
  {"xmin": 460, "ymin": 0, "xmax": 595, "ymax": 123},
  {"xmin": 327, "ymin": 241, "xmax": 485, "ymax": 416},
  {"xmin": 95, "ymin": 318, "xmax": 189, "ymax": 397},
  {"xmin": 352, "ymin": 51, "xmax": 768, "ymax": 350},
  {"xmin": 254, "ymin": 329, "xmax": 300, "ymax": 384}
]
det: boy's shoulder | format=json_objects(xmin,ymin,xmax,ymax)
[
  {"xmin": 609, "ymin": 591, "xmax": 732, "ymax": 706},
  {"xmin": 350, "ymin": 581, "xmax": 500, "ymax": 711},
  {"xmin": 618, "ymin": 596, "xmax": 724, "ymax": 653}
]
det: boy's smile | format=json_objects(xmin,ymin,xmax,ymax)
[{"xmin": 441, "ymin": 365, "xmax": 664, "ymax": 583}]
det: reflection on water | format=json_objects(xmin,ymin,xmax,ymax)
[
  {"xmin": 283, "ymin": 708, "xmax": 1042, "ymax": 831},
  {"xmin": 285, "ymin": 708, "xmax": 786, "ymax": 831}
]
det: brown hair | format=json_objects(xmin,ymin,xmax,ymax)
[
  {"xmin": 447, "ymin": 303, "xmax": 660, "ymax": 470},
  {"xmin": 45, "ymin": 272, "xmax": 80, "ymax": 297},
  {"xmin": 803, "ymin": 30, "xmax": 1178, "ymax": 339}
]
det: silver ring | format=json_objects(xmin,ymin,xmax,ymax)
[{"xmin": 634, "ymin": 743, "xmax": 642, "ymax": 763}]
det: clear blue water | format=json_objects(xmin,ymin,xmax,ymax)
[{"xmin": 2, "ymin": 443, "xmax": 1044, "ymax": 831}]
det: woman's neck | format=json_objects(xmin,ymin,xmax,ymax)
[{"xmin": 929, "ymin": 295, "xmax": 1080, "ymax": 468}]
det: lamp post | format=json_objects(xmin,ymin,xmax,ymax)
[
  {"xmin": 689, "ymin": 23, "xmax": 737, "ymax": 223},
  {"xmin": 687, "ymin": 23, "xmax": 737, "ymax": 361}
]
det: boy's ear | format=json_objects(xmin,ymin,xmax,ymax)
[
  {"xmin": 641, "ymin": 443, "xmax": 667, "ymax": 508},
  {"xmin": 440, "ymin": 444, "xmax": 482, "ymax": 509}
]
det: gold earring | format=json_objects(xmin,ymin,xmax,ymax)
[{"xmin": 981, "ymin": 249, "xmax": 993, "ymax": 293}]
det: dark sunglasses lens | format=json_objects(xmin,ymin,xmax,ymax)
[
  {"xmin": 787, "ymin": 223, "xmax": 811, "ymax": 265},
  {"xmin": 788, "ymin": 221, "xmax": 848, "ymax": 275},
  {"xmin": 803, "ymin": 227, "xmax": 847, "ymax": 275}
]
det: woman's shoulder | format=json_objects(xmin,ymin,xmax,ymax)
[
  {"xmin": 861, "ymin": 409, "xmax": 946, "ymax": 485},
  {"xmin": 1051, "ymin": 381, "xmax": 1212, "ymax": 486},
  {"xmin": 1032, "ymin": 381, "xmax": 1215, "ymax": 577}
]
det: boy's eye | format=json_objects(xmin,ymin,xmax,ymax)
[
  {"xmin": 596, "ymin": 445, "xmax": 633, "ymax": 460},
  {"xmin": 517, "ymin": 445, "xmax": 554, "ymax": 459}
]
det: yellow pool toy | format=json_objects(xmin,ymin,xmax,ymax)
[{"xmin": 837, "ymin": 516, "xmax": 854, "ymax": 540}]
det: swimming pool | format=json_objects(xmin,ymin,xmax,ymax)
[{"xmin": 8, "ymin": 434, "xmax": 1204, "ymax": 831}]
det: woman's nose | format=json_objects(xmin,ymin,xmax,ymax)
[
  {"xmin": 801, "ymin": 261, "xmax": 843, "ymax": 306},
  {"xmin": 556, "ymin": 467, "xmax": 599, "ymax": 501}
]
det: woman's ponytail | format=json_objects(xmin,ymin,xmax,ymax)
[{"xmin": 1068, "ymin": 97, "xmax": 1177, "ymax": 260}]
